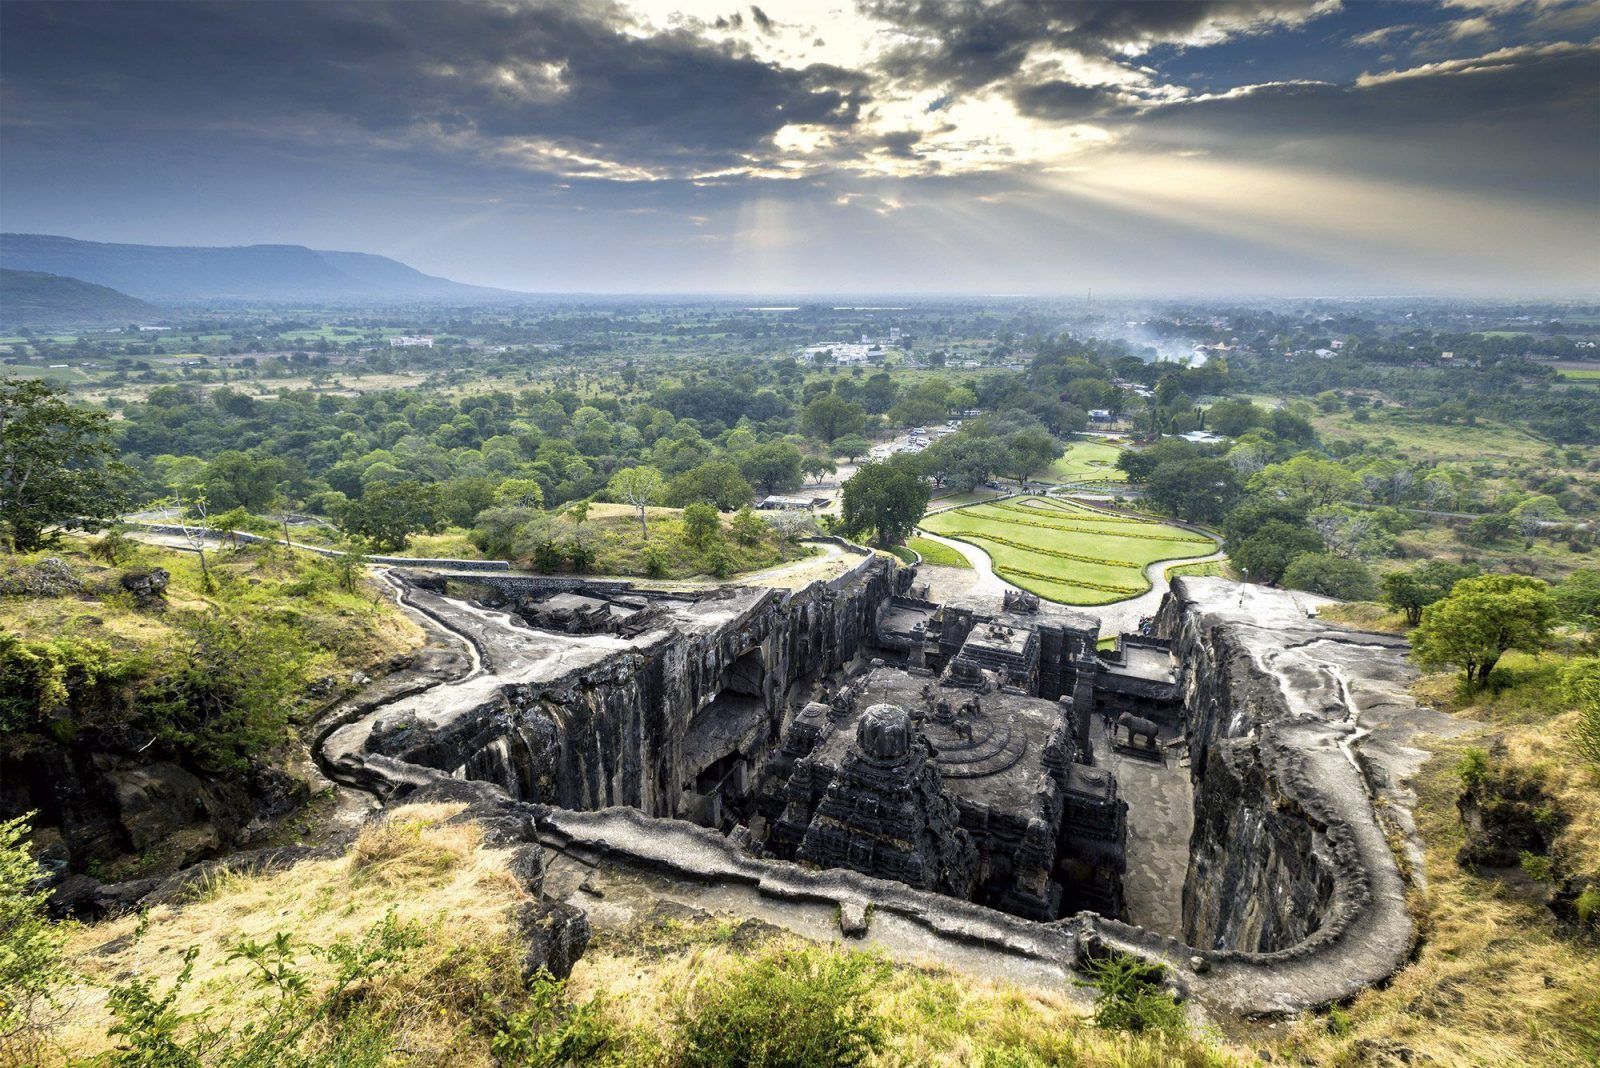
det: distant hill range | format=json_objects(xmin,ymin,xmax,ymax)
[
  {"xmin": 0, "ymin": 233, "xmax": 511, "ymax": 302},
  {"xmin": 0, "ymin": 268, "xmax": 162, "ymax": 329}
]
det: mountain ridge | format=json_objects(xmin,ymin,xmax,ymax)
[
  {"xmin": 0, "ymin": 233, "xmax": 513, "ymax": 302},
  {"xmin": 0, "ymin": 268, "xmax": 162, "ymax": 328}
]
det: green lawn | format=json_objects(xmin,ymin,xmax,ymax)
[
  {"xmin": 904, "ymin": 536, "xmax": 971, "ymax": 568},
  {"xmin": 1558, "ymin": 368, "xmax": 1600, "ymax": 382},
  {"xmin": 1045, "ymin": 440, "xmax": 1124, "ymax": 483},
  {"xmin": 920, "ymin": 496, "xmax": 1215, "ymax": 605}
]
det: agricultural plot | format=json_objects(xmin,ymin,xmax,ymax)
[{"xmin": 920, "ymin": 495, "xmax": 1216, "ymax": 605}]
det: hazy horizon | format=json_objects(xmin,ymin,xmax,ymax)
[{"xmin": 3, "ymin": 0, "xmax": 1597, "ymax": 297}]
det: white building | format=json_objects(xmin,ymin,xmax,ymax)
[{"xmin": 390, "ymin": 335, "xmax": 435, "ymax": 348}]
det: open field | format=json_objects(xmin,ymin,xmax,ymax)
[
  {"xmin": 1309, "ymin": 407, "xmax": 1555, "ymax": 463},
  {"xmin": 920, "ymin": 495, "xmax": 1215, "ymax": 605},
  {"xmin": 1558, "ymin": 368, "xmax": 1600, "ymax": 382}
]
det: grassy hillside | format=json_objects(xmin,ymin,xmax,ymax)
[{"xmin": 26, "ymin": 803, "xmax": 1240, "ymax": 1067}]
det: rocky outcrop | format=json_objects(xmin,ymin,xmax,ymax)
[{"xmin": 342, "ymin": 559, "xmax": 895, "ymax": 822}]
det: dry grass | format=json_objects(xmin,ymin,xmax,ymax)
[
  {"xmin": 569, "ymin": 919, "xmax": 1242, "ymax": 1067},
  {"xmin": 41, "ymin": 804, "xmax": 530, "ymax": 1067},
  {"xmin": 1274, "ymin": 670, "xmax": 1600, "ymax": 1067}
]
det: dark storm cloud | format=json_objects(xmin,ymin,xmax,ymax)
[
  {"xmin": 862, "ymin": 0, "xmax": 1331, "ymax": 91},
  {"xmin": 1011, "ymin": 80, "xmax": 1120, "ymax": 120},
  {"xmin": 0, "ymin": 0, "xmax": 869, "ymax": 176},
  {"xmin": 1126, "ymin": 41, "xmax": 1600, "ymax": 201}
]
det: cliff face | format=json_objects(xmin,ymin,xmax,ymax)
[
  {"xmin": 1161, "ymin": 598, "xmax": 1336, "ymax": 951},
  {"xmin": 1154, "ymin": 578, "xmax": 1420, "ymax": 960},
  {"xmin": 359, "ymin": 559, "xmax": 895, "ymax": 821}
]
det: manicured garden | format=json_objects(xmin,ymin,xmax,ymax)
[
  {"xmin": 1044, "ymin": 440, "xmax": 1127, "ymax": 485},
  {"xmin": 920, "ymin": 495, "xmax": 1216, "ymax": 605},
  {"xmin": 904, "ymin": 535, "xmax": 971, "ymax": 568}
]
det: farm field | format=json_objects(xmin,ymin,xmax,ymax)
[{"xmin": 920, "ymin": 495, "xmax": 1216, "ymax": 605}]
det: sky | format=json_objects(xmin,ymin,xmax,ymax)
[{"xmin": 1, "ymin": 0, "xmax": 1597, "ymax": 296}]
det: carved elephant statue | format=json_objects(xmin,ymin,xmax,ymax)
[{"xmin": 1118, "ymin": 712, "xmax": 1160, "ymax": 748}]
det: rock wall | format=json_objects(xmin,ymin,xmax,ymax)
[
  {"xmin": 366, "ymin": 560, "xmax": 896, "ymax": 820},
  {"xmin": 1159, "ymin": 599, "xmax": 1336, "ymax": 951}
]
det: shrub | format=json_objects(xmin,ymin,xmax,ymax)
[
  {"xmin": 674, "ymin": 945, "xmax": 888, "ymax": 1067},
  {"xmin": 1456, "ymin": 747, "xmax": 1491, "ymax": 792},
  {"xmin": 0, "ymin": 814, "xmax": 68, "ymax": 1055},
  {"xmin": 490, "ymin": 973, "xmax": 616, "ymax": 1067},
  {"xmin": 1560, "ymin": 658, "xmax": 1600, "ymax": 768},
  {"xmin": 1078, "ymin": 952, "xmax": 1187, "ymax": 1036},
  {"xmin": 98, "ymin": 911, "xmax": 422, "ymax": 1068}
]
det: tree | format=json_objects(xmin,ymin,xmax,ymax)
[
  {"xmin": 738, "ymin": 443, "xmax": 804, "ymax": 495},
  {"xmin": 1249, "ymin": 455, "xmax": 1360, "ymax": 509},
  {"xmin": 1381, "ymin": 561, "xmax": 1481, "ymax": 625},
  {"xmin": 201, "ymin": 450, "xmax": 284, "ymax": 512},
  {"xmin": 0, "ymin": 380, "xmax": 128, "ymax": 550},
  {"xmin": 682, "ymin": 502, "xmax": 721, "ymax": 549},
  {"xmin": 802, "ymin": 393, "xmax": 865, "ymax": 443},
  {"xmin": 608, "ymin": 466, "xmax": 665, "ymax": 537},
  {"xmin": 764, "ymin": 509, "xmax": 816, "ymax": 559},
  {"xmin": 920, "ymin": 435, "xmax": 1000, "ymax": 493},
  {"xmin": 472, "ymin": 505, "xmax": 538, "ymax": 559},
  {"xmin": 839, "ymin": 462, "xmax": 930, "ymax": 548},
  {"xmin": 730, "ymin": 505, "xmax": 766, "ymax": 546},
  {"xmin": 1281, "ymin": 553, "xmax": 1377, "ymax": 601},
  {"xmin": 495, "ymin": 478, "xmax": 546, "ymax": 509},
  {"xmin": 1146, "ymin": 458, "xmax": 1240, "ymax": 525},
  {"xmin": 1553, "ymin": 568, "xmax": 1600, "ymax": 631},
  {"xmin": 1412, "ymin": 574, "xmax": 1556, "ymax": 686},
  {"xmin": 1204, "ymin": 398, "xmax": 1264, "ymax": 437},
  {"xmin": 1002, "ymin": 429, "xmax": 1061, "ymax": 486},
  {"xmin": 340, "ymin": 481, "xmax": 443, "ymax": 552},
  {"xmin": 831, "ymin": 434, "xmax": 871, "ymax": 463},
  {"xmin": 1227, "ymin": 521, "xmax": 1324, "ymax": 584},
  {"xmin": 666, "ymin": 461, "xmax": 753, "ymax": 511},
  {"xmin": 802, "ymin": 457, "xmax": 838, "ymax": 485}
]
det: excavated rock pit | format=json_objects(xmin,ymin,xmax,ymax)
[{"xmin": 310, "ymin": 565, "xmax": 1464, "ymax": 1020}]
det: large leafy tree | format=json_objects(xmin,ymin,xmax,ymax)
[
  {"xmin": 1381, "ymin": 560, "xmax": 1481, "ymax": 625},
  {"xmin": 801, "ymin": 393, "xmax": 866, "ymax": 443},
  {"xmin": 1146, "ymin": 457, "xmax": 1241, "ymax": 526},
  {"xmin": 738, "ymin": 442, "xmax": 804, "ymax": 495},
  {"xmin": 1227, "ymin": 520, "xmax": 1324, "ymax": 584},
  {"xmin": 0, "ymin": 380, "xmax": 128, "ymax": 551},
  {"xmin": 1002, "ymin": 428, "xmax": 1062, "ymax": 486},
  {"xmin": 340, "ymin": 481, "xmax": 443, "ymax": 552},
  {"xmin": 1412, "ymin": 574, "xmax": 1556, "ymax": 686},
  {"xmin": 666, "ymin": 460, "xmax": 754, "ymax": 511},
  {"xmin": 839, "ymin": 461, "xmax": 930, "ymax": 548}
]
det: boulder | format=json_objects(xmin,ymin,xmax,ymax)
[
  {"xmin": 513, "ymin": 900, "xmax": 592, "ymax": 981},
  {"xmin": 119, "ymin": 567, "xmax": 169, "ymax": 608},
  {"xmin": 107, "ymin": 762, "xmax": 219, "ymax": 855}
]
